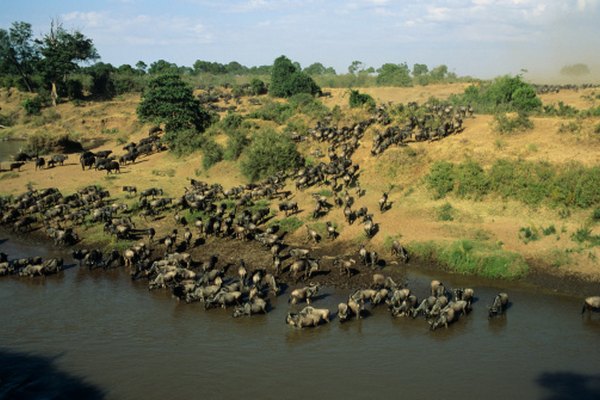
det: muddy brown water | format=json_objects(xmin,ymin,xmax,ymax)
[{"xmin": 1, "ymin": 235, "xmax": 600, "ymax": 400}]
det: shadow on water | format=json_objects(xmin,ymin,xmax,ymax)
[
  {"xmin": 0, "ymin": 348, "xmax": 105, "ymax": 400},
  {"xmin": 537, "ymin": 372, "xmax": 600, "ymax": 400}
]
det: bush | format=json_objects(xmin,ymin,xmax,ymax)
[
  {"xmin": 248, "ymin": 100, "xmax": 293, "ymax": 124},
  {"xmin": 454, "ymin": 160, "xmax": 489, "ymax": 199},
  {"xmin": 425, "ymin": 161, "xmax": 455, "ymax": 199},
  {"xmin": 241, "ymin": 129, "xmax": 304, "ymax": 181},
  {"xmin": 0, "ymin": 112, "xmax": 16, "ymax": 127},
  {"xmin": 249, "ymin": 78, "xmax": 268, "ymax": 96},
  {"xmin": 137, "ymin": 74, "xmax": 214, "ymax": 133},
  {"xmin": 453, "ymin": 75, "xmax": 541, "ymax": 114},
  {"xmin": 65, "ymin": 79, "xmax": 84, "ymax": 100},
  {"xmin": 163, "ymin": 129, "xmax": 205, "ymax": 156},
  {"xmin": 224, "ymin": 129, "xmax": 249, "ymax": 161},
  {"xmin": 410, "ymin": 240, "xmax": 529, "ymax": 279},
  {"xmin": 437, "ymin": 202, "xmax": 455, "ymax": 221},
  {"xmin": 348, "ymin": 89, "xmax": 375, "ymax": 109},
  {"xmin": 519, "ymin": 226, "xmax": 540, "ymax": 244},
  {"xmin": 592, "ymin": 208, "xmax": 600, "ymax": 222},
  {"xmin": 270, "ymin": 55, "xmax": 321, "ymax": 98},
  {"xmin": 493, "ymin": 112, "xmax": 534, "ymax": 134},
  {"xmin": 220, "ymin": 112, "xmax": 244, "ymax": 132},
  {"xmin": 202, "ymin": 139, "xmax": 224, "ymax": 170},
  {"xmin": 288, "ymin": 93, "xmax": 329, "ymax": 119},
  {"xmin": 22, "ymin": 96, "xmax": 44, "ymax": 115}
]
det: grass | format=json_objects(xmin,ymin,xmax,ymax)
[
  {"xmin": 548, "ymin": 249, "xmax": 571, "ymax": 269},
  {"xmin": 409, "ymin": 239, "xmax": 529, "ymax": 279},
  {"xmin": 425, "ymin": 159, "xmax": 600, "ymax": 209},
  {"xmin": 571, "ymin": 226, "xmax": 600, "ymax": 247},
  {"xmin": 273, "ymin": 216, "xmax": 303, "ymax": 233},
  {"xmin": 437, "ymin": 202, "xmax": 455, "ymax": 221},
  {"xmin": 519, "ymin": 226, "xmax": 539, "ymax": 244},
  {"xmin": 0, "ymin": 172, "xmax": 19, "ymax": 180},
  {"xmin": 151, "ymin": 169, "xmax": 176, "ymax": 178}
]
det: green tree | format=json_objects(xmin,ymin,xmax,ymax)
[
  {"xmin": 86, "ymin": 62, "xmax": 116, "ymax": 100},
  {"xmin": 137, "ymin": 74, "xmax": 213, "ymax": 133},
  {"xmin": 270, "ymin": 55, "xmax": 320, "ymax": 98},
  {"xmin": 0, "ymin": 21, "xmax": 40, "ymax": 92},
  {"xmin": 430, "ymin": 65, "xmax": 449, "ymax": 81},
  {"xmin": 249, "ymin": 78, "xmax": 267, "ymax": 95},
  {"xmin": 135, "ymin": 60, "xmax": 147, "ymax": 74},
  {"xmin": 412, "ymin": 63, "xmax": 429, "ymax": 76},
  {"xmin": 348, "ymin": 60, "xmax": 366, "ymax": 75},
  {"xmin": 148, "ymin": 59, "xmax": 180, "ymax": 75},
  {"xmin": 241, "ymin": 129, "xmax": 304, "ymax": 181},
  {"xmin": 37, "ymin": 20, "xmax": 98, "ymax": 106},
  {"xmin": 376, "ymin": 63, "xmax": 412, "ymax": 86}
]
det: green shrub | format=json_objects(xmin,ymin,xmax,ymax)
[
  {"xmin": 558, "ymin": 121, "xmax": 581, "ymax": 134},
  {"xmin": 272, "ymin": 216, "xmax": 303, "ymax": 233},
  {"xmin": 137, "ymin": 74, "xmax": 214, "ymax": 132},
  {"xmin": 493, "ymin": 112, "xmax": 534, "ymax": 134},
  {"xmin": 249, "ymin": 78, "xmax": 267, "ymax": 96},
  {"xmin": 22, "ymin": 96, "xmax": 44, "ymax": 115},
  {"xmin": 453, "ymin": 75, "xmax": 541, "ymax": 114},
  {"xmin": 425, "ymin": 161, "xmax": 455, "ymax": 199},
  {"xmin": 454, "ymin": 160, "xmax": 489, "ymax": 199},
  {"xmin": 591, "ymin": 208, "xmax": 600, "ymax": 222},
  {"xmin": 224, "ymin": 129, "xmax": 249, "ymax": 161},
  {"xmin": 437, "ymin": 202, "xmax": 455, "ymax": 221},
  {"xmin": 202, "ymin": 139, "xmax": 224, "ymax": 170},
  {"xmin": 571, "ymin": 226, "xmax": 600, "ymax": 247},
  {"xmin": 240, "ymin": 129, "xmax": 303, "ymax": 181},
  {"xmin": 163, "ymin": 129, "xmax": 205, "ymax": 156},
  {"xmin": 248, "ymin": 100, "xmax": 293, "ymax": 124},
  {"xmin": 220, "ymin": 112, "xmax": 244, "ymax": 132},
  {"xmin": 410, "ymin": 239, "xmax": 528, "ymax": 279},
  {"xmin": 270, "ymin": 55, "xmax": 321, "ymax": 98},
  {"xmin": 348, "ymin": 89, "xmax": 375, "ymax": 109},
  {"xmin": 0, "ymin": 112, "xmax": 17, "ymax": 127},
  {"xmin": 542, "ymin": 225, "xmax": 557, "ymax": 236},
  {"xmin": 519, "ymin": 226, "xmax": 540, "ymax": 244},
  {"xmin": 288, "ymin": 93, "xmax": 329, "ymax": 119}
]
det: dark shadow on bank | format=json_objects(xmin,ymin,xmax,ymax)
[
  {"xmin": 0, "ymin": 348, "xmax": 105, "ymax": 400},
  {"xmin": 537, "ymin": 371, "xmax": 600, "ymax": 400}
]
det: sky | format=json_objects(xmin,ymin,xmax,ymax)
[{"xmin": 1, "ymin": 0, "xmax": 599, "ymax": 81}]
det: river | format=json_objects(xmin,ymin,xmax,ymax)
[{"xmin": 1, "ymin": 234, "xmax": 599, "ymax": 400}]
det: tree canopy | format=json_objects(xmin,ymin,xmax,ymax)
[
  {"xmin": 376, "ymin": 63, "xmax": 412, "ymax": 87},
  {"xmin": 137, "ymin": 73, "xmax": 213, "ymax": 132},
  {"xmin": 37, "ymin": 20, "xmax": 98, "ymax": 105},
  {"xmin": 241, "ymin": 129, "xmax": 304, "ymax": 181},
  {"xmin": 270, "ymin": 55, "xmax": 321, "ymax": 98}
]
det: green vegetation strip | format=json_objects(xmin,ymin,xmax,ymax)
[
  {"xmin": 409, "ymin": 239, "xmax": 529, "ymax": 279},
  {"xmin": 426, "ymin": 159, "xmax": 600, "ymax": 209}
]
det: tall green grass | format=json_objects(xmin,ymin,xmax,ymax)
[
  {"xmin": 409, "ymin": 239, "xmax": 529, "ymax": 279},
  {"xmin": 426, "ymin": 159, "xmax": 600, "ymax": 209}
]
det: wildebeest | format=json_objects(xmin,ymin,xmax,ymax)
[
  {"xmin": 105, "ymin": 161, "xmax": 120, "ymax": 174},
  {"xmin": 35, "ymin": 157, "xmax": 45, "ymax": 170},
  {"xmin": 9, "ymin": 162, "xmax": 25, "ymax": 171}
]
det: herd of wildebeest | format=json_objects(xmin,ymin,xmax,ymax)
[{"xmin": 1, "ymin": 99, "xmax": 600, "ymax": 329}]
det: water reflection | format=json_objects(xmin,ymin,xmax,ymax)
[
  {"xmin": 0, "ymin": 348, "xmax": 105, "ymax": 399},
  {"xmin": 537, "ymin": 371, "xmax": 600, "ymax": 400}
]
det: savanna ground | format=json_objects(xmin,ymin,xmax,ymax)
[{"xmin": 1, "ymin": 83, "xmax": 600, "ymax": 285}]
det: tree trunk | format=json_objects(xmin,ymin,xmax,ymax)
[{"xmin": 51, "ymin": 82, "xmax": 58, "ymax": 107}]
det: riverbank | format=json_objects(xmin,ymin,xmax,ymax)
[
  {"xmin": 1, "ymin": 84, "xmax": 600, "ymax": 288},
  {"xmin": 2, "ymin": 222, "xmax": 599, "ymax": 299}
]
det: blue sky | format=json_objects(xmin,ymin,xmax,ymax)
[{"xmin": 2, "ymin": 0, "xmax": 599, "ymax": 80}]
